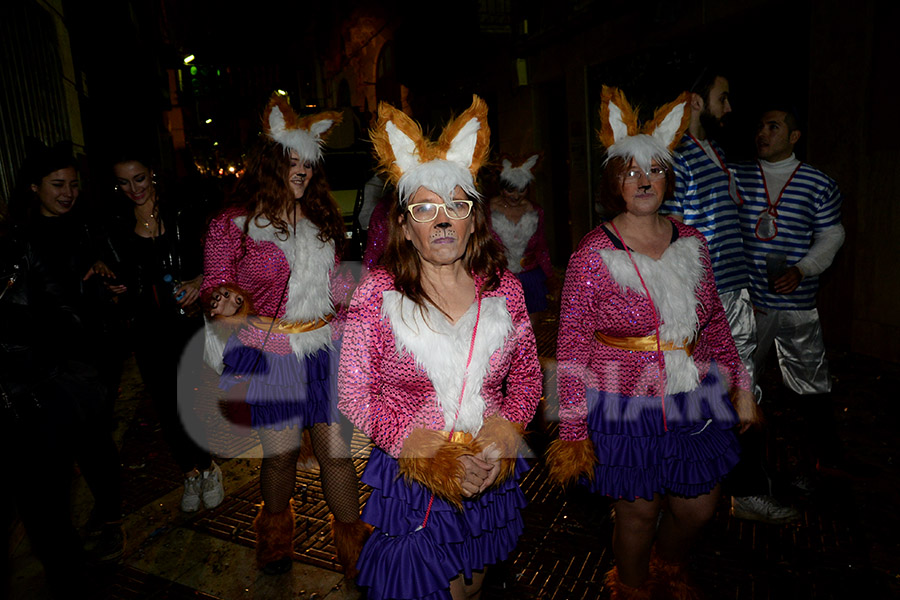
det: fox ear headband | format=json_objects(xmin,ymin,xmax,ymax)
[
  {"xmin": 370, "ymin": 95, "xmax": 491, "ymax": 205},
  {"xmin": 597, "ymin": 86, "xmax": 691, "ymax": 172},
  {"xmin": 500, "ymin": 153, "xmax": 541, "ymax": 191},
  {"xmin": 263, "ymin": 94, "xmax": 343, "ymax": 163}
]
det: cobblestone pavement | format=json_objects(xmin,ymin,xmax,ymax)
[{"xmin": 9, "ymin": 315, "xmax": 900, "ymax": 599}]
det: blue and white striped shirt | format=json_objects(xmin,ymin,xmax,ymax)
[
  {"xmin": 661, "ymin": 134, "xmax": 748, "ymax": 293},
  {"xmin": 732, "ymin": 160, "xmax": 842, "ymax": 310}
]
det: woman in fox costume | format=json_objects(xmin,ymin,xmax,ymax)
[
  {"xmin": 548, "ymin": 87, "xmax": 760, "ymax": 599},
  {"xmin": 202, "ymin": 94, "xmax": 368, "ymax": 576},
  {"xmin": 488, "ymin": 153, "xmax": 555, "ymax": 318},
  {"xmin": 338, "ymin": 96, "xmax": 542, "ymax": 599}
]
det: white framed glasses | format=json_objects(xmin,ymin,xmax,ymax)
[
  {"xmin": 620, "ymin": 165, "xmax": 667, "ymax": 184},
  {"xmin": 406, "ymin": 199, "xmax": 474, "ymax": 223}
]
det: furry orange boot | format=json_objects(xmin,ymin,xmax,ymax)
[
  {"xmin": 331, "ymin": 516, "xmax": 373, "ymax": 578},
  {"xmin": 649, "ymin": 550, "xmax": 703, "ymax": 600},
  {"xmin": 606, "ymin": 566, "xmax": 653, "ymax": 600},
  {"xmin": 253, "ymin": 501, "xmax": 295, "ymax": 575}
]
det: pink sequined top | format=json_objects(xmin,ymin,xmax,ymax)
[
  {"xmin": 488, "ymin": 203, "xmax": 553, "ymax": 278},
  {"xmin": 338, "ymin": 268, "xmax": 542, "ymax": 458},
  {"xmin": 556, "ymin": 219, "xmax": 751, "ymax": 442},
  {"xmin": 202, "ymin": 207, "xmax": 354, "ymax": 356},
  {"xmin": 362, "ymin": 199, "xmax": 390, "ymax": 272}
]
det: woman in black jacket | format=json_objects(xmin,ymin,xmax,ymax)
[{"xmin": 109, "ymin": 151, "xmax": 224, "ymax": 513}]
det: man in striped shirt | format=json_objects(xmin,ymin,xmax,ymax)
[
  {"xmin": 662, "ymin": 71, "xmax": 754, "ymax": 371},
  {"xmin": 734, "ymin": 106, "xmax": 846, "ymax": 478},
  {"xmin": 662, "ymin": 72, "xmax": 801, "ymax": 524}
]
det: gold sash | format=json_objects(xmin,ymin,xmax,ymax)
[
  {"xmin": 594, "ymin": 331, "xmax": 696, "ymax": 356},
  {"xmin": 246, "ymin": 313, "xmax": 335, "ymax": 334},
  {"xmin": 445, "ymin": 431, "xmax": 474, "ymax": 444}
]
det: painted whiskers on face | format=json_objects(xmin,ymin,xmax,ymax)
[
  {"xmin": 402, "ymin": 187, "xmax": 475, "ymax": 267},
  {"xmin": 288, "ymin": 151, "xmax": 313, "ymax": 199}
]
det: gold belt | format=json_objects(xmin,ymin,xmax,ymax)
[
  {"xmin": 444, "ymin": 431, "xmax": 474, "ymax": 444},
  {"xmin": 247, "ymin": 313, "xmax": 334, "ymax": 334},
  {"xmin": 594, "ymin": 331, "xmax": 696, "ymax": 356}
]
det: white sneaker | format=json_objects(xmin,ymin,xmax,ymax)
[
  {"xmin": 730, "ymin": 495, "xmax": 800, "ymax": 524},
  {"xmin": 181, "ymin": 473, "xmax": 202, "ymax": 512},
  {"xmin": 201, "ymin": 462, "xmax": 225, "ymax": 509}
]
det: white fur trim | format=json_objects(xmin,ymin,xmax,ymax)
[
  {"xmin": 234, "ymin": 215, "xmax": 335, "ymax": 358},
  {"xmin": 598, "ymin": 236, "xmax": 704, "ymax": 394},
  {"xmin": 606, "ymin": 134, "xmax": 671, "ymax": 174},
  {"xmin": 266, "ymin": 106, "xmax": 331, "ymax": 163},
  {"xmin": 491, "ymin": 211, "xmax": 538, "ymax": 274},
  {"xmin": 607, "ymin": 102, "xmax": 629, "ymax": 143},
  {"xmin": 444, "ymin": 117, "xmax": 481, "ymax": 168},
  {"xmin": 396, "ymin": 160, "xmax": 479, "ymax": 206},
  {"xmin": 652, "ymin": 101, "xmax": 687, "ymax": 151},
  {"xmin": 203, "ymin": 317, "xmax": 228, "ymax": 374},
  {"xmin": 499, "ymin": 154, "xmax": 539, "ymax": 190},
  {"xmin": 381, "ymin": 292, "xmax": 513, "ymax": 434},
  {"xmin": 386, "ymin": 120, "xmax": 421, "ymax": 175}
]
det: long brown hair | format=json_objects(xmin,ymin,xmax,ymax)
[
  {"xmin": 231, "ymin": 138, "xmax": 344, "ymax": 251},
  {"xmin": 381, "ymin": 191, "xmax": 506, "ymax": 309}
]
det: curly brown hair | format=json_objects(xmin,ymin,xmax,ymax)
[
  {"xmin": 381, "ymin": 191, "xmax": 507, "ymax": 310},
  {"xmin": 231, "ymin": 137, "xmax": 345, "ymax": 251},
  {"xmin": 598, "ymin": 155, "xmax": 676, "ymax": 216}
]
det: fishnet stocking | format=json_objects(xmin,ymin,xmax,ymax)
[
  {"xmin": 309, "ymin": 421, "xmax": 361, "ymax": 523},
  {"xmin": 257, "ymin": 427, "xmax": 302, "ymax": 515},
  {"xmin": 256, "ymin": 422, "xmax": 361, "ymax": 522}
]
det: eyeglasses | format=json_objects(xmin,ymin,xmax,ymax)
[
  {"xmin": 406, "ymin": 199, "xmax": 474, "ymax": 223},
  {"xmin": 620, "ymin": 166, "xmax": 667, "ymax": 184}
]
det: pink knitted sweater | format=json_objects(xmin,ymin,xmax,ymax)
[
  {"xmin": 556, "ymin": 219, "xmax": 750, "ymax": 442},
  {"xmin": 338, "ymin": 268, "xmax": 542, "ymax": 458},
  {"xmin": 202, "ymin": 208, "xmax": 353, "ymax": 358}
]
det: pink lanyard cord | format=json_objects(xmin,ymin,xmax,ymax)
[
  {"xmin": 608, "ymin": 221, "xmax": 668, "ymax": 431},
  {"xmin": 420, "ymin": 292, "xmax": 483, "ymax": 529}
]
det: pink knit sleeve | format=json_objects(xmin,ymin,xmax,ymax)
[
  {"xmin": 555, "ymin": 244, "xmax": 600, "ymax": 441},
  {"xmin": 202, "ymin": 210, "xmax": 241, "ymax": 295},
  {"xmin": 329, "ymin": 254, "xmax": 357, "ymax": 338},
  {"xmin": 337, "ymin": 272, "xmax": 404, "ymax": 455},
  {"xmin": 526, "ymin": 205, "xmax": 554, "ymax": 279},
  {"xmin": 496, "ymin": 273, "xmax": 542, "ymax": 425}
]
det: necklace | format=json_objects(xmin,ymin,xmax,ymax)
[{"xmin": 137, "ymin": 204, "xmax": 159, "ymax": 237}]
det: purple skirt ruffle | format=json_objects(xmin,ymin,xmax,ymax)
[
  {"xmin": 516, "ymin": 268, "xmax": 548, "ymax": 314},
  {"xmin": 583, "ymin": 363, "xmax": 741, "ymax": 501},
  {"xmin": 357, "ymin": 447, "xmax": 528, "ymax": 600},
  {"xmin": 219, "ymin": 336, "xmax": 339, "ymax": 430}
]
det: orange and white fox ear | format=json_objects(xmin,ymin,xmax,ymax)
[
  {"xmin": 521, "ymin": 153, "xmax": 540, "ymax": 171},
  {"xmin": 263, "ymin": 94, "xmax": 342, "ymax": 162},
  {"xmin": 371, "ymin": 101, "xmax": 427, "ymax": 186},
  {"xmin": 438, "ymin": 95, "xmax": 491, "ymax": 178},
  {"xmin": 645, "ymin": 91, "xmax": 691, "ymax": 151},
  {"xmin": 598, "ymin": 86, "xmax": 639, "ymax": 149},
  {"xmin": 297, "ymin": 111, "xmax": 343, "ymax": 140}
]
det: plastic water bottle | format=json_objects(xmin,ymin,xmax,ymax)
[{"xmin": 162, "ymin": 274, "xmax": 187, "ymax": 313}]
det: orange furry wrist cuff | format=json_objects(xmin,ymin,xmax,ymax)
[
  {"xmin": 474, "ymin": 416, "xmax": 525, "ymax": 486},
  {"xmin": 398, "ymin": 428, "xmax": 471, "ymax": 510},
  {"xmin": 546, "ymin": 439, "xmax": 598, "ymax": 487}
]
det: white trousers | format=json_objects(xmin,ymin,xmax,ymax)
[
  {"xmin": 753, "ymin": 307, "xmax": 831, "ymax": 395},
  {"xmin": 721, "ymin": 288, "xmax": 758, "ymax": 390}
]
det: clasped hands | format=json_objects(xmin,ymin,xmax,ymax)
[
  {"xmin": 208, "ymin": 285, "xmax": 244, "ymax": 317},
  {"xmin": 457, "ymin": 443, "xmax": 501, "ymax": 498}
]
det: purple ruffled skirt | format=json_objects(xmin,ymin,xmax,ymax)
[
  {"xmin": 583, "ymin": 363, "xmax": 741, "ymax": 501},
  {"xmin": 516, "ymin": 268, "xmax": 548, "ymax": 314},
  {"xmin": 356, "ymin": 447, "xmax": 529, "ymax": 600},
  {"xmin": 219, "ymin": 336, "xmax": 339, "ymax": 430}
]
